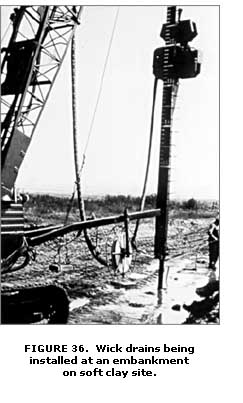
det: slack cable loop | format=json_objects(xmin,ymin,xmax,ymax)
[
  {"xmin": 64, "ymin": 7, "xmax": 120, "ymax": 227},
  {"xmin": 71, "ymin": 32, "xmax": 107, "ymax": 266}
]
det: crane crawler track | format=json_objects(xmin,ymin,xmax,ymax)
[{"xmin": 1, "ymin": 284, "xmax": 69, "ymax": 324}]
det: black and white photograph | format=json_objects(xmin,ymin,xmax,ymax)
[{"xmin": 1, "ymin": 4, "xmax": 219, "ymax": 325}]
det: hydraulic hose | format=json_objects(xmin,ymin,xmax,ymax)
[
  {"xmin": 132, "ymin": 77, "xmax": 158, "ymax": 247},
  {"xmin": 71, "ymin": 34, "xmax": 107, "ymax": 266}
]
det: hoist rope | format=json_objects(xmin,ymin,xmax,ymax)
[
  {"xmin": 71, "ymin": 33, "xmax": 107, "ymax": 266},
  {"xmin": 1, "ymin": 21, "xmax": 11, "ymax": 43},
  {"xmin": 65, "ymin": 7, "xmax": 120, "ymax": 226},
  {"xmin": 80, "ymin": 6, "xmax": 120, "ymax": 173},
  {"xmin": 132, "ymin": 77, "xmax": 158, "ymax": 246}
]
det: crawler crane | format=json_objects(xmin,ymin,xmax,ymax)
[{"xmin": 1, "ymin": 5, "xmax": 201, "ymax": 323}]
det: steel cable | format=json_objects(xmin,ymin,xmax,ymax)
[
  {"xmin": 71, "ymin": 33, "xmax": 107, "ymax": 266},
  {"xmin": 132, "ymin": 77, "xmax": 158, "ymax": 246}
]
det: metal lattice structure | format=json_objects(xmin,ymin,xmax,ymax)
[{"xmin": 1, "ymin": 6, "xmax": 82, "ymax": 195}]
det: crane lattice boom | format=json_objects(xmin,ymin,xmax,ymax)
[{"xmin": 1, "ymin": 6, "xmax": 82, "ymax": 197}]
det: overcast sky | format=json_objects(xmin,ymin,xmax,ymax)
[{"xmin": 1, "ymin": 5, "xmax": 219, "ymax": 199}]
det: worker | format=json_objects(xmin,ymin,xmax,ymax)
[{"xmin": 208, "ymin": 216, "xmax": 219, "ymax": 270}]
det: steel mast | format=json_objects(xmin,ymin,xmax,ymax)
[{"xmin": 153, "ymin": 6, "xmax": 201, "ymax": 289}]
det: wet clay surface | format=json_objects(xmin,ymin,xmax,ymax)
[
  {"xmin": 68, "ymin": 256, "xmax": 219, "ymax": 325},
  {"xmin": 1, "ymin": 217, "xmax": 219, "ymax": 325}
]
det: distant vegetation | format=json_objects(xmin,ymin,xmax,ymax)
[
  {"xmin": 24, "ymin": 193, "xmax": 219, "ymax": 223},
  {"xmin": 182, "ymin": 198, "xmax": 198, "ymax": 210}
]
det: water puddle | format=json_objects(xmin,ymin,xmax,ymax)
[
  {"xmin": 69, "ymin": 297, "xmax": 90, "ymax": 311},
  {"xmin": 68, "ymin": 256, "xmax": 218, "ymax": 324}
]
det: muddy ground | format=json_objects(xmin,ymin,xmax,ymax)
[{"xmin": 1, "ymin": 212, "xmax": 219, "ymax": 325}]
